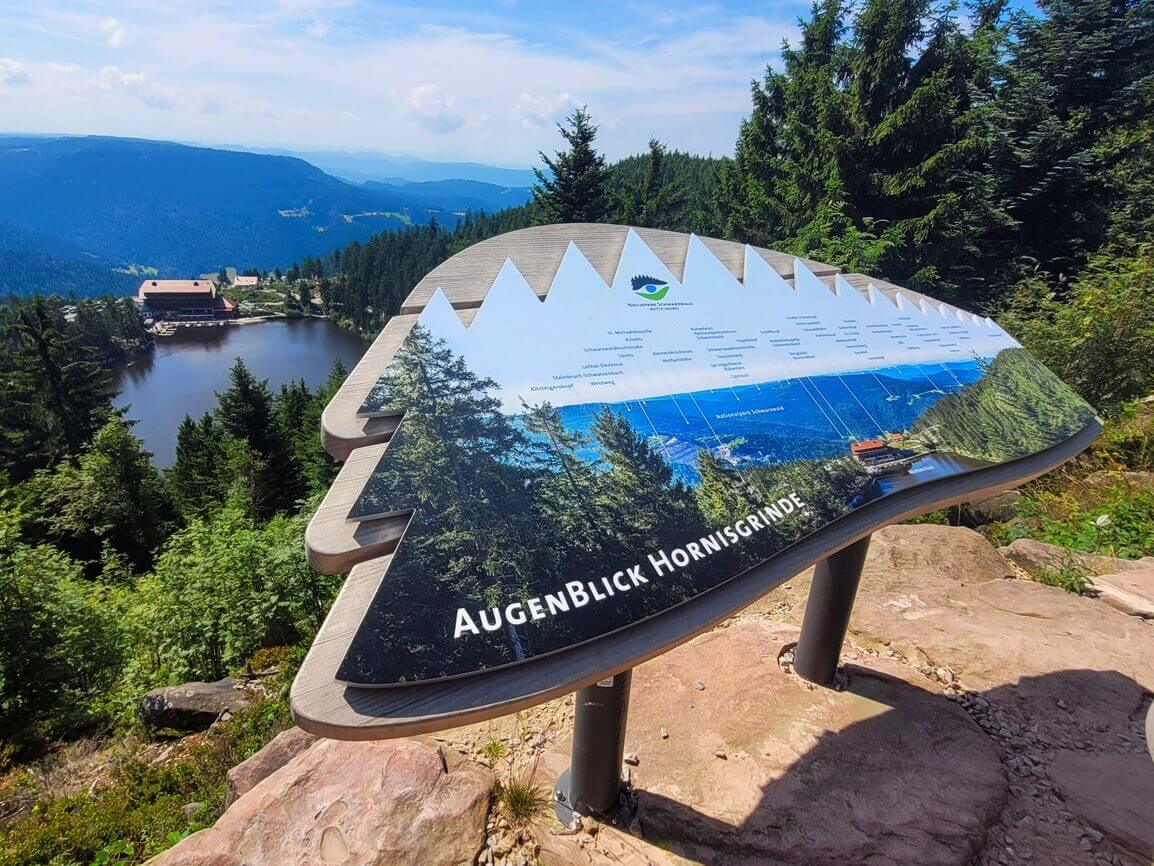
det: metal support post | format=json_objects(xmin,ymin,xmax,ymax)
[
  {"xmin": 793, "ymin": 534, "xmax": 871, "ymax": 686},
  {"xmin": 553, "ymin": 670, "xmax": 632, "ymax": 825}
]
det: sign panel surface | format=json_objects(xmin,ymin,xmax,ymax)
[{"xmin": 340, "ymin": 231, "xmax": 1095, "ymax": 687}]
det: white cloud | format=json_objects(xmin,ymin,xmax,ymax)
[
  {"xmin": 0, "ymin": 58, "xmax": 30, "ymax": 85},
  {"xmin": 405, "ymin": 83, "xmax": 464, "ymax": 133},
  {"xmin": 0, "ymin": 58, "xmax": 175, "ymax": 109},
  {"xmin": 101, "ymin": 17, "xmax": 127, "ymax": 47},
  {"xmin": 95, "ymin": 65, "xmax": 147, "ymax": 90},
  {"xmin": 306, "ymin": 19, "xmax": 331, "ymax": 39},
  {"xmin": 514, "ymin": 92, "xmax": 577, "ymax": 130}
]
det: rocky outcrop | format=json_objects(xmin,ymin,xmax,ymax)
[
  {"xmin": 759, "ymin": 524, "xmax": 1154, "ymax": 865},
  {"xmin": 149, "ymin": 738, "xmax": 493, "ymax": 866},
  {"xmin": 225, "ymin": 726, "xmax": 317, "ymax": 806},
  {"xmin": 535, "ymin": 620, "xmax": 1006, "ymax": 866},
  {"xmin": 139, "ymin": 678, "xmax": 254, "ymax": 731},
  {"xmin": 999, "ymin": 537, "xmax": 1154, "ymax": 577},
  {"xmin": 153, "ymin": 524, "xmax": 1154, "ymax": 866},
  {"xmin": 1049, "ymin": 750, "xmax": 1154, "ymax": 862},
  {"xmin": 1089, "ymin": 569, "xmax": 1154, "ymax": 618}
]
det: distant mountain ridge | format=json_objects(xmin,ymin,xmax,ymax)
[
  {"xmin": 0, "ymin": 136, "xmax": 532, "ymax": 296},
  {"xmin": 263, "ymin": 148, "xmax": 539, "ymax": 187}
]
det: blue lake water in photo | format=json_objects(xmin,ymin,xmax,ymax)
[{"xmin": 111, "ymin": 319, "xmax": 368, "ymax": 467}]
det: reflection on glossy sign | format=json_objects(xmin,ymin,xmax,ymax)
[{"xmin": 341, "ymin": 230, "xmax": 1095, "ymax": 687}]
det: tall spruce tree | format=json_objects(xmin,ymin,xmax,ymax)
[
  {"xmin": 43, "ymin": 416, "xmax": 175, "ymax": 572},
  {"xmin": 216, "ymin": 359, "xmax": 306, "ymax": 516},
  {"xmin": 614, "ymin": 139, "xmax": 689, "ymax": 229},
  {"xmin": 721, "ymin": 0, "xmax": 1010, "ymax": 304},
  {"xmin": 5, "ymin": 297, "xmax": 111, "ymax": 465},
  {"xmin": 169, "ymin": 413, "xmax": 230, "ymax": 517},
  {"xmin": 989, "ymin": 0, "xmax": 1154, "ymax": 277},
  {"xmin": 532, "ymin": 107, "xmax": 611, "ymax": 224},
  {"xmin": 720, "ymin": 0, "xmax": 852, "ymax": 251}
]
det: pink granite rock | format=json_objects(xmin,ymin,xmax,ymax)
[
  {"xmin": 225, "ymin": 726, "xmax": 317, "ymax": 806},
  {"xmin": 149, "ymin": 738, "xmax": 492, "ymax": 866}
]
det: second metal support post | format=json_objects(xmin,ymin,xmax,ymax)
[
  {"xmin": 793, "ymin": 534, "xmax": 871, "ymax": 686},
  {"xmin": 554, "ymin": 670, "xmax": 632, "ymax": 825},
  {"xmin": 551, "ymin": 536, "xmax": 869, "ymax": 824}
]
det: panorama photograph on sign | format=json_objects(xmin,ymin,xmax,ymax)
[{"xmin": 339, "ymin": 232, "xmax": 1097, "ymax": 686}]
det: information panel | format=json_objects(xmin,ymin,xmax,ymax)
[{"xmin": 339, "ymin": 231, "xmax": 1095, "ymax": 687}]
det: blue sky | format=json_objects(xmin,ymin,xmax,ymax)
[{"xmin": 0, "ymin": 1, "xmax": 1032, "ymax": 167}]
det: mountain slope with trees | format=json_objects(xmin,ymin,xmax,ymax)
[{"xmin": 0, "ymin": 137, "xmax": 532, "ymax": 294}]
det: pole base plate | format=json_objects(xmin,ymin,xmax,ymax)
[{"xmin": 552, "ymin": 767, "xmax": 575, "ymax": 826}]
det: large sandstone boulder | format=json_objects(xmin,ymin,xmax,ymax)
[
  {"xmin": 149, "ymin": 738, "xmax": 493, "ymax": 866},
  {"xmin": 999, "ymin": 537, "xmax": 1154, "ymax": 577},
  {"xmin": 225, "ymin": 726, "xmax": 317, "ymax": 806},
  {"xmin": 140, "ymin": 678, "xmax": 254, "ymax": 731},
  {"xmin": 535, "ymin": 620, "xmax": 1006, "ymax": 866},
  {"xmin": 1049, "ymin": 750, "xmax": 1154, "ymax": 862},
  {"xmin": 762, "ymin": 526, "xmax": 1154, "ymax": 695},
  {"xmin": 760, "ymin": 525, "xmax": 1154, "ymax": 865}
]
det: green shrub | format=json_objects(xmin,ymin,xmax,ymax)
[
  {"xmin": 999, "ymin": 485, "xmax": 1154, "ymax": 559},
  {"xmin": 0, "ymin": 523, "xmax": 123, "ymax": 742},
  {"xmin": 1091, "ymin": 400, "xmax": 1154, "ymax": 471},
  {"xmin": 124, "ymin": 503, "xmax": 339, "ymax": 687},
  {"xmin": 1001, "ymin": 246, "xmax": 1154, "ymax": 416},
  {"xmin": 1030, "ymin": 565, "xmax": 1093, "ymax": 596},
  {"xmin": 0, "ymin": 700, "xmax": 290, "ymax": 866}
]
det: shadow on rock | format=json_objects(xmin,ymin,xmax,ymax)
[{"xmin": 627, "ymin": 667, "xmax": 1152, "ymax": 866}]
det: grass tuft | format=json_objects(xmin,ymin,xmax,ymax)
[
  {"xmin": 494, "ymin": 776, "xmax": 548, "ymax": 826},
  {"xmin": 479, "ymin": 739, "xmax": 508, "ymax": 761}
]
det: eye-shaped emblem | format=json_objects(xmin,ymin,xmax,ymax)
[{"xmin": 631, "ymin": 274, "xmax": 670, "ymax": 301}]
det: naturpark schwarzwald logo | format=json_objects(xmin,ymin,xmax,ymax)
[{"xmin": 631, "ymin": 274, "xmax": 670, "ymax": 301}]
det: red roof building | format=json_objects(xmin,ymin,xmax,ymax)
[{"xmin": 136, "ymin": 279, "xmax": 238, "ymax": 320}]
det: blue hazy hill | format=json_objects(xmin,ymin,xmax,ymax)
[
  {"xmin": 362, "ymin": 179, "xmax": 532, "ymax": 213},
  {"xmin": 0, "ymin": 136, "xmax": 531, "ymax": 294}
]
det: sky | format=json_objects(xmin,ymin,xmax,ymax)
[{"xmin": 0, "ymin": 1, "xmax": 1034, "ymax": 169}]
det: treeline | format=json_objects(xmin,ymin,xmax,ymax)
[
  {"xmin": 291, "ymin": 0, "xmax": 1152, "ymax": 411},
  {"xmin": 0, "ymin": 297, "xmax": 345, "ymax": 745},
  {"xmin": 0, "ymin": 247, "xmax": 139, "ymax": 298},
  {"xmin": 313, "ymin": 208, "xmax": 534, "ymax": 334},
  {"xmin": 719, "ymin": 0, "xmax": 1152, "ymax": 308}
]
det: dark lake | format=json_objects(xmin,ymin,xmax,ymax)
[{"xmin": 111, "ymin": 319, "xmax": 368, "ymax": 467}]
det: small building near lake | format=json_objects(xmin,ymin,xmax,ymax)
[{"xmin": 136, "ymin": 279, "xmax": 238, "ymax": 321}]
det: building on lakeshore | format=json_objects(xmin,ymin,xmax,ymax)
[{"xmin": 136, "ymin": 279, "xmax": 238, "ymax": 321}]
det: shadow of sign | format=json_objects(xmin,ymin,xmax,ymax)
[{"xmin": 627, "ymin": 668, "xmax": 1153, "ymax": 864}]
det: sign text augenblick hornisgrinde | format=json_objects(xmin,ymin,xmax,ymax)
[{"xmin": 452, "ymin": 493, "xmax": 810, "ymax": 639}]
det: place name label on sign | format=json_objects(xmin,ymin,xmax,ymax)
[{"xmin": 452, "ymin": 493, "xmax": 809, "ymax": 640}]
